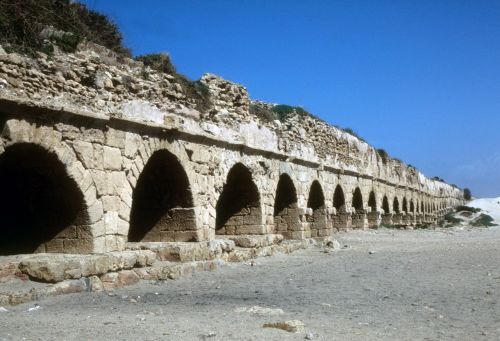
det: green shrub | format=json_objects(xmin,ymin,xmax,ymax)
[
  {"xmin": 136, "ymin": 52, "xmax": 211, "ymax": 112},
  {"xmin": 471, "ymin": 214, "xmax": 497, "ymax": 227},
  {"xmin": 463, "ymin": 188, "xmax": 472, "ymax": 201},
  {"xmin": 343, "ymin": 128, "xmax": 366, "ymax": 142},
  {"xmin": 376, "ymin": 149, "xmax": 389, "ymax": 164},
  {"xmin": 0, "ymin": 0, "xmax": 130, "ymax": 56},
  {"xmin": 249, "ymin": 104, "xmax": 278, "ymax": 122},
  {"xmin": 444, "ymin": 213, "xmax": 463, "ymax": 225},
  {"xmin": 455, "ymin": 205, "xmax": 480, "ymax": 213},
  {"xmin": 135, "ymin": 53, "xmax": 177, "ymax": 75},
  {"xmin": 271, "ymin": 104, "xmax": 311, "ymax": 121}
]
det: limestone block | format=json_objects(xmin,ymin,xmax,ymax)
[
  {"xmin": 73, "ymin": 140, "xmax": 96, "ymax": 169},
  {"xmin": 103, "ymin": 146, "xmax": 122, "ymax": 170},
  {"xmin": 87, "ymin": 199, "xmax": 104, "ymax": 224},
  {"xmin": 46, "ymin": 279, "xmax": 87, "ymax": 296},
  {"xmin": 105, "ymin": 235, "xmax": 118, "ymax": 252},
  {"xmin": 52, "ymin": 142, "xmax": 77, "ymax": 166},
  {"xmin": 3, "ymin": 119, "xmax": 32, "ymax": 142},
  {"xmin": 104, "ymin": 211, "xmax": 119, "ymax": 234},
  {"xmin": 91, "ymin": 170, "xmax": 114, "ymax": 196},
  {"xmin": 102, "ymin": 195, "xmax": 121, "ymax": 212},
  {"xmin": 89, "ymin": 275, "xmax": 104, "ymax": 292},
  {"xmin": 105, "ymin": 128, "xmax": 125, "ymax": 149}
]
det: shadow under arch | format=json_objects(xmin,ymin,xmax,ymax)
[
  {"xmin": 0, "ymin": 143, "xmax": 90, "ymax": 255},
  {"xmin": 382, "ymin": 196, "xmax": 390, "ymax": 213},
  {"xmin": 368, "ymin": 191, "xmax": 377, "ymax": 212},
  {"xmin": 352, "ymin": 187, "xmax": 364, "ymax": 211},
  {"xmin": 307, "ymin": 180, "xmax": 328, "ymax": 237},
  {"xmin": 274, "ymin": 173, "xmax": 300, "ymax": 237},
  {"xmin": 216, "ymin": 163, "xmax": 262, "ymax": 235},
  {"xmin": 129, "ymin": 149, "xmax": 196, "ymax": 242},
  {"xmin": 333, "ymin": 185, "xmax": 346, "ymax": 211},
  {"xmin": 393, "ymin": 197, "xmax": 400, "ymax": 214},
  {"xmin": 402, "ymin": 197, "xmax": 408, "ymax": 213}
]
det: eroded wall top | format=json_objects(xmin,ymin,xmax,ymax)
[{"xmin": 0, "ymin": 43, "xmax": 462, "ymax": 199}]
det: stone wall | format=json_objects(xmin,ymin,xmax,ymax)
[{"xmin": 0, "ymin": 43, "xmax": 464, "ymax": 255}]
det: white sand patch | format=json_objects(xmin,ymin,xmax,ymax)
[{"xmin": 467, "ymin": 197, "xmax": 500, "ymax": 224}]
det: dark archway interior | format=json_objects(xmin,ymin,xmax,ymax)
[
  {"xmin": 307, "ymin": 180, "xmax": 325, "ymax": 210},
  {"xmin": 129, "ymin": 150, "xmax": 193, "ymax": 242},
  {"xmin": 216, "ymin": 163, "xmax": 260, "ymax": 230},
  {"xmin": 352, "ymin": 188, "xmax": 363, "ymax": 211},
  {"xmin": 382, "ymin": 196, "xmax": 390, "ymax": 213},
  {"xmin": 421, "ymin": 202, "xmax": 424, "ymax": 213},
  {"xmin": 368, "ymin": 191, "xmax": 377, "ymax": 211},
  {"xmin": 393, "ymin": 197, "xmax": 400, "ymax": 214},
  {"xmin": 333, "ymin": 185, "xmax": 345, "ymax": 210},
  {"xmin": 402, "ymin": 198, "xmax": 408, "ymax": 213},
  {"xmin": 274, "ymin": 174, "xmax": 298, "ymax": 216},
  {"xmin": 0, "ymin": 143, "xmax": 85, "ymax": 255},
  {"xmin": 410, "ymin": 200, "xmax": 415, "ymax": 213}
]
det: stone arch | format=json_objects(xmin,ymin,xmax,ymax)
[
  {"xmin": 421, "ymin": 201, "xmax": 424, "ymax": 213},
  {"xmin": 274, "ymin": 173, "xmax": 298, "ymax": 216},
  {"xmin": 368, "ymin": 191, "xmax": 377, "ymax": 212},
  {"xmin": 393, "ymin": 197, "xmax": 400, "ymax": 214},
  {"xmin": 307, "ymin": 180, "xmax": 328, "ymax": 237},
  {"xmin": 0, "ymin": 143, "xmax": 92, "ymax": 255},
  {"xmin": 129, "ymin": 149, "xmax": 196, "ymax": 242},
  {"xmin": 274, "ymin": 173, "xmax": 300, "ymax": 237},
  {"xmin": 333, "ymin": 185, "xmax": 346, "ymax": 211},
  {"xmin": 410, "ymin": 200, "xmax": 415, "ymax": 213},
  {"xmin": 352, "ymin": 187, "xmax": 364, "ymax": 211},
  {"xmin": 402, "ymin": 197, "xmax": 408, "ymax": 213},
  {"xmin": 307, "ymin": 180, "xmax": 326, "ymax": 210},
  {"xmin": 216, "ymin": 163, "xmax": 262, "ymax": 235},
  {"xmin": 382, "ymin": 196, "xmax": 390, "ymax": 213}
]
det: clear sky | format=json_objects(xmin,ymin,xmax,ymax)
[{"xmin": 81, "ymin": 0, "xmax": 500, "ymax": 198}]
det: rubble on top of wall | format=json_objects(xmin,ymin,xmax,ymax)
[{"xmin": 0, "ymin": 41, "xmax": 462, "ymax": 198}]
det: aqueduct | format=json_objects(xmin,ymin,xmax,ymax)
[{"xmin": 0, "ymin": 44, "xmax": 464, "ymax": 256}]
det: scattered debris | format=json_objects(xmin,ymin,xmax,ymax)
[
  {"xmin": 200, "ymin": 331, "xmax": 216, "ymax": 339},
  {"xmin": 0, "ymin": 307, "xmax": 8, "ymax": 313},
  {"xmin": 369, "ymin": 250, "xmax": 376, "ymax": 255},
  {"xmin": 234, "ymin": 306, "xmax": 284, "ymax": 316},
  {"xmin": 27, "ymin": 304, "xmax": 40, "ymax": 312},
  {"xmin": 305, "ymin": 332, "xmax": 315, "ymax": 339},
  {"xmin": 263, "ymin": 320, "xmax": 305, "ymax": 333}
]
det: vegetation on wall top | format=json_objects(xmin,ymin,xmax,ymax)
[{"xmin": 0, "ymin": 0, "xmax": 130, "ymax": 56}]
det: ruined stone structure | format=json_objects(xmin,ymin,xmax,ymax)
[{"xmin": 0, "ymin": 43, "xmax": 464, "ymax": 257}]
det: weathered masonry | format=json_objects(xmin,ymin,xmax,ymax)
[{"xmin": 0, "ymin": 44, "xmax": 464, "ymax": 256}]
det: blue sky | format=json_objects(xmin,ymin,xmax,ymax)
[{"xmin": 82, "ymin": 0, "xmax": 500, "ymax": 197}]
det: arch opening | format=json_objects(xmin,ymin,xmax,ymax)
[
  {"xmin": 274, "ymin": 174, "xmax": 300, "ymax": 236},
  {"xmin": 410, "ymin": 200, "xmax": 415, "ymax": 213},
  {"xmin": 352, "ymin": 188, "xmax": 364, "ymax": 211},
  {"xmin": 307, "ymin": 180, "xmax": 328, "ymax": 237},
  {"xmin": 402, "ymin": 198, "xmax": 408, "ymax": 213},
  {"xmin": 393, "ymin": 197, "xmax": 400, "ymax": 214},
  {"xmin": 382, "ymin": 196, "xmax": 390, "ymax": 213},
  {"xmin": 368, "ymin": 191, "xmax": 377, "ymax": 212},
  {"xmin": 333, "ymin": 185, "xmax": 346, "ymax": 211},
  {"xmin": 274, "ymin": 174, "xmax": 298, "ymax": 216},
  {"xmin": 129, "ymin": 150, "xmax": 196, "ymax": 242},
  {"xmin": 0, "ymin": 143, "xmax": 90, "ymax": 255},
  {"xmin": 216, "ymin": 163, "xmax": 262, "ymax": 234},
  {"xmin": 352, "ymin": 187, "xmax": 367, "ymax": 228},
  {"xmin": 307, "ymin": 181, "xmax": 325, "ymax": 211}
]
